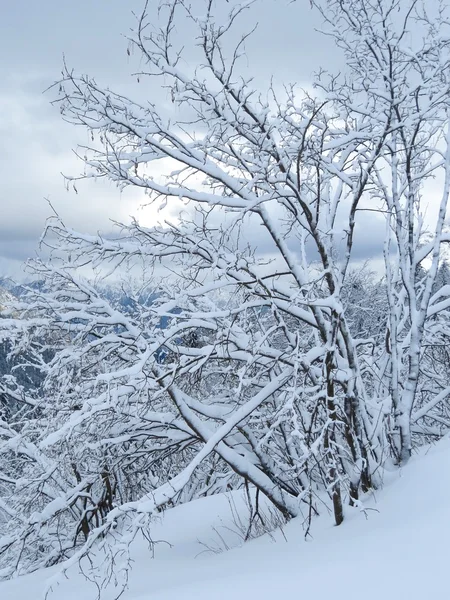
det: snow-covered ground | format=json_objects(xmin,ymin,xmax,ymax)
[{"xmin": 3, "ymin": 439, "xmax": 449, "ymax": 600}]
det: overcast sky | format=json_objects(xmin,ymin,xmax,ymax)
[{"xmin": 1, "ymin": 0, "xmax": 383, "ymax": 280}]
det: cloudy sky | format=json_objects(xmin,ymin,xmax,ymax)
[{"xmin": 1, "ymin": 0, "xmax": 385, "ymax": 280}]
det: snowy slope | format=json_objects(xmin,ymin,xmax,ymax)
[{"xmin": 2, "ymin": 440, "xmax": 450, "ymax": 600}]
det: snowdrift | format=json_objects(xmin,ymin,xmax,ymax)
[{"xmin": 2, "ymin": 439, "xmax": 450, "ymax": 600}]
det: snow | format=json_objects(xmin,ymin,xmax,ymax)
[
  {"xmin": 0, "ymin": 286, "xmax": 16, "ymax": 313},
  {"xmin": 2, "ymin": 438, "xmax": 450, "ymax": 600}
]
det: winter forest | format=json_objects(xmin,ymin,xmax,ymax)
[{"xmin": 2, "ymin": 0, "xmax": 450, "ymax": 597}]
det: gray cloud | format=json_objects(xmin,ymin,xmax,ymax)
[{"xmin": 1, "ymin": 0, "xmax": 370, "ymax": 280}]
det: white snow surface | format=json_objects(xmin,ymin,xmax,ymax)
[{"xmin": 3, "ymin": 439, "xmax": 450, "ymax": 600}]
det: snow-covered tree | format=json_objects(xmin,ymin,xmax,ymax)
[{"xmin": 3, "ymin": 0, "xmax": 450, "ymax": 589}]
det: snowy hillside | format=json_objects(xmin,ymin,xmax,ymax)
[{"xmin": 2, "ymin": 440, "xmax": 449, "ymax": 600}]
